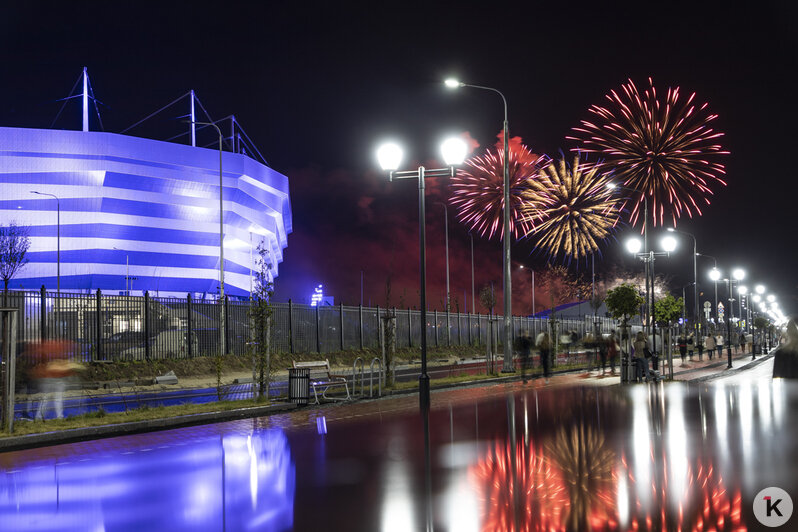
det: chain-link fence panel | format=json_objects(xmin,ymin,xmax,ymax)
[
  {"xmin": 362, "ymin": 307, "xmax": 380, "ymax": 350},
  {"xmin": 315, "ymin": 305, "xmax": 338, "ymax": 353},
  {"xmin": 270, "ymin": 303, "xmax": 291, "ymax": 354},
  {"xmin": 342, "ymin": 306, "xmax": 361, "ymax": 351},
  {"xmin": 293, "ymin": 304, "xmax": 320, "ymax": 354},
  {"xmin": 394, "ymin": 310, "xmax": 409, "ymax": 349}
]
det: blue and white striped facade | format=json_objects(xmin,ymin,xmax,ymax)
[{"xmin": 0, "ymin": 126, "xmax": 291, "ymax": 298}]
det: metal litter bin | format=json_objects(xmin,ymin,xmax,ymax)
[{"xmin": 288, "ymin": 368, "xmax": 310, "ymax": 405}]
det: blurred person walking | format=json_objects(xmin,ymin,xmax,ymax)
[{"xmin": 537, "ymin": 332, "xmax": 552, "ymax": 383}]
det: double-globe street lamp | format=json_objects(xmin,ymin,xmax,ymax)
[
  {"xmin": 445, "ymin": 78, "xmax": 515, "ymax": 373},
  {"xmin": 626, "ymin": 233, "xmax": 677, "ymax": 379},
  {"xmin": 376, "ymin": 136, "xmax": 468, "ymax": 411},
  {"xmin": 711, "ymin": 267, "xmax": 745, "ymax": 368}
]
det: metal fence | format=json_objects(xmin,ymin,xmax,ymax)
[{"xmin": 2, "ymin": 289, "xmax": 633, "ymax": 362}]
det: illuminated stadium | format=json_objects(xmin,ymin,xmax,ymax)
[{"xmin": 0, "ymin": 71, "xmax": 292, "ymax": 298}]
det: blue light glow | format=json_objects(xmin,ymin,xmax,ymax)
[
  {"xmin": 0, "ymin": 127, "xmax": 292, "ymax": 297},
  {"xmin": 310, "ymin": 284, "xmax": 324, "ymax": 306}
]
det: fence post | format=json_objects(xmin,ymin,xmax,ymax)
[
  {"xmin": 186, "ymin": 292, "xmax": 192, "ymax": 358},
  {"xmin": 40, "ymin": 285, "xmax": 47, "ymax": 341},
  {"xmin": 316, "ymin": 304, "xmax": 321, "ymax": 353},
  {"xmin": 96, "ymin": 289, "xmax": 103, "ymax": 361},
  {"xmin": 144, "ymin": 291, "xmax": 151, "ymax": 361},
  {"xmin": 434, "ymin": 310, "xmax": 439, "ymax": 347},
  {"xmin": 407, "ymin": 307, "xmax": 412, "ymax": 348},
  {"xmin": 224, "ymin": 295, "xmax": 230, "ymax": 355},
  {"xmin": 446, "ymin": 308, "xmax": 451, "ymax": 346},
  {"xmin": 359, "ymin": 304, "xmax": 364, "ymax": 350},
  {"xmin": 478, "ymin": 313, "xmax": 482, "ymax": 346},
  {"xmin": 458, "ymin": 313, "xmax": 462, "ymax": 346},
  {"xmin": 340, "ymin": 303, "xmax": 344, "ymax": 351},
  {"xmin": 467, "ymin": 312, "xmax": 471, "ymax": 346},
  {"xmin": 288, "ymin": 299, "xmax": 294, "ymax": 354}
]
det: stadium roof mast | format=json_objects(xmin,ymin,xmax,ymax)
[{"xmin": 82, "ymin": 67, "xmax": 88, "ymax": 132}]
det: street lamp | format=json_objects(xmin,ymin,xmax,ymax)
[
  {"xmin": 30, "ymin": 191, "xmax": 60, "ymax": 295},
  {"xmin": 435, "ymin": 202, "xmax": 450, "ymax": 312},
  {"xmin": 709, "ymin": 266, "xmax": 721, "ymax": 323},
  {"xmin": 445, "ymin": 78, "xmax": 514, "ymax": 373},
  {"xmin": 626, "ymin": 233, "xmax": 675, "ymax": 378},
  {"xmin": 610, "ymin": 183, "xmax": 652, "ymax": 336},
  {"xmin": 188, "ymin": 120, "xmax": 226, "ymax": 358},
  {"xmin": 377, "ymin": 136, "xmax": 467, "ymax": 410},
  {"xmin": 31, "ymin": 191, "xmax": 60, "ymax": 335},
  {"xmin": 469, "ymin": 232, "xmax": 475, "ymax": 314},
  {"xmin": 667, "ymin": 228, "xmax": 699, "ymax": 349}
]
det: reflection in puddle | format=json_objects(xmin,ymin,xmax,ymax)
[{"xmin": 0, "ymin": 429, "xmax": 295, "ymax": 532}]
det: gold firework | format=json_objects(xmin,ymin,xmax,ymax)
[{"xmin": 522, "ymin": 155, "xmax": 621, "ymax": 259}]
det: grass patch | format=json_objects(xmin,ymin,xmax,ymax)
[{"xmin": 1, "ymin": 396, "xmax": 273, "ymax": 439}]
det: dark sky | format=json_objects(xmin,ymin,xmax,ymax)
[{"xmin": 1, "ymin": 2, "xmax": 796, "ymax": 316}]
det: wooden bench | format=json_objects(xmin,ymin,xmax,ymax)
[{"xmin": 292, "ymin": 360, "xmax": 351, "ymax": 404}]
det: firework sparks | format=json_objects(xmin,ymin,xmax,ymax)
[
  {"xmin": 567, "ymin": 77, "xmax": 728, "ymax": 227},
  {"xmin": 450, "ymin": 141, "xmax": 548, "ymax": 241},
  {"xmin": 523, "ymin": 155, "xmax": 622, "ymax": 259}
]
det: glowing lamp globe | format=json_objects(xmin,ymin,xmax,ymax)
[
  {"xmin": 661, "ymin": 235, "xmax": 678, "ymax": 252},
  {"xmin": 440, "ymin": 137, "xmax": 467, "ymax": 166},
  {"xmin": 709, "ymin": 268, "xmax": 721, "ymax": 281},
  {"xmin": 752, "ymin": 294, "xmax": 761, "ymax": 303},
  {"xmin": 738, "ymin": 285, "xmax": 748, "ymax": 295},
  {"xmin": 625, "ymin": 237, "xmax": 642, "ymax": 254},
  {"xmin": 444, "ymin": 78, "xmax": 463, "ymax": 89},
  {"xmin": 376, "ymin": 142, "xmax": 403, "ymax": 171},
  {"xmin": 755, "ymin": 284, "xmax": 765, "ymax": 294},
  {"xmin": 767, "ymin": 294, "xmax": 776, "ymax": 303},
  {"xmin": 733, "ymin": 268, "xmax": 746, "ymax": 281}
]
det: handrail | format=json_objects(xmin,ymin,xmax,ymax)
[
  {"xmin": 369, "ymin": 357, "xmax": 383, "ymax": 398},
  {"xmin": 352, "ymin": 357, "xmax": 365, "ymax": 396}
]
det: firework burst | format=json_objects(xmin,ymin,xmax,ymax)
[
  {"xmin": 450, "ymin": 141, "xmax": 548, "ymax": 241},
  {"xmin": 522, "ymin": 155, "xmax": 622, "ymax": 259},
  {"xmin": 567, "ymin": 77, "xmax": 728, "ymax": 227}
]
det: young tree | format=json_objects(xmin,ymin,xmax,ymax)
[
  {"xmin": 248, "ymin": 243, "xmax": 274, "ymax": 399},
  {"xmin": 479, "ymin": 283, "xmax": 496, "ymax": 315},
  {"xmin": 654, "ymin": 294, "xmax": 684, "ymax": 370},
  {"xmin": 605, "ymin": 283, "xmax": 645, "ymax": 356},
  {"xmin": 0, "ymin": 222, "xmax": 31, "ymax": 304}
]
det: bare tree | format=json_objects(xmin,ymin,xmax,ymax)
[{"xmin": 0, "ymin": 222, "xmax": 31, "ymax": 304}]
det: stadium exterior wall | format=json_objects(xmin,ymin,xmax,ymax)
[{"xmin": 0, "ymin": 126, "xmax": 291, "ymax": 298}]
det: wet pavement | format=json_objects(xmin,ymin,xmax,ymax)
[{"xmin": 0, "ymin": 356, "xmax": 794, "ymax": 531}]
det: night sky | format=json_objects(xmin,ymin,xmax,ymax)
[{"xmin": 2, "ymin": 2, "xmax": 796, "ymax": 316}]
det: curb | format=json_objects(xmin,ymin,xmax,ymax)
[{"xmin": 0, "ymin": 402, "xmax": 298, "ymax": 453}]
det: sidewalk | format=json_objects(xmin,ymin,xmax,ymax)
[{"xmin": 1, "ymin": 348, "xmax": 772, "ymax": 452}]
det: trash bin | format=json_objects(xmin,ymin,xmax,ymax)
[
  {"xmin": 620, "ymin": 356, "xmax": 630, "ymax": 383},
  {"xmin": 754, "ymin": 344, "xmax": 762, "ymax": 355},
  {"xmin": 288, "ymin": 368, "xmax": 310, "ymax": 405}
]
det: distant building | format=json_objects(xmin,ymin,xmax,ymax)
[
  {"xmin": 0, "ymin": 71, "xmax": 291, "ymax": 298},
  {"xmin": 531, "ymin": 300, "xmax": 609, "ymax": 319}
]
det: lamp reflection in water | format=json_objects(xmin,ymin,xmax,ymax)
[{"xmin": 0, "ymin": 429, "xmax": 295, "ymax": 532}]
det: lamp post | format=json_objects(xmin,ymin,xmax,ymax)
[
  {"xmin": 189, "ymin": 120, "xmax": 226, "ymax": 358},
  {"xmin": 31, "ymin": 191, "xmax": 60, "ymax": 335},
  {"xmin": 626, "ymin": 234, "xmax": 677, "ymax": 379},
  {"xmin": 445, "ymin": 78, "xmax": 514, "ymax": 372},
  {"xmin": 717, "ymin": 268, "xmax": 745, "ymax": 368},
  {"xmin": 436, "ymin": 202, "xmax": 450, "ymax": 311},
  {"xmin": 708, "ymin": 265, "xmax": 721, "ymax": 324},
  {"xmin": 609, "ymin": 184, "xmax": 650, "ymax": 335},
  {"xmin": 469, "ymin": 232, "xmax": 475, "ymax": 314},
  {"xmin": 667, "ymin": 228, "xmax": 699, "ymax": 350},
  {"xmin": 377, "ymin": 137, "xmax": 467, "ymax": 411}
]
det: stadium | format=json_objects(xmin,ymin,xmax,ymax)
[{"xmin": 0, "ymin": 71, "xmax": 292, "ymax": 299}]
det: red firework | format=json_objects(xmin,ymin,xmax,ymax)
[
  {"xmin": 567, "ymin": 78, "xmax": 728, "ymax": 227},
  {"xmin": 450, "ymin": 141, "xmax": 548, "ymax": 241}
]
